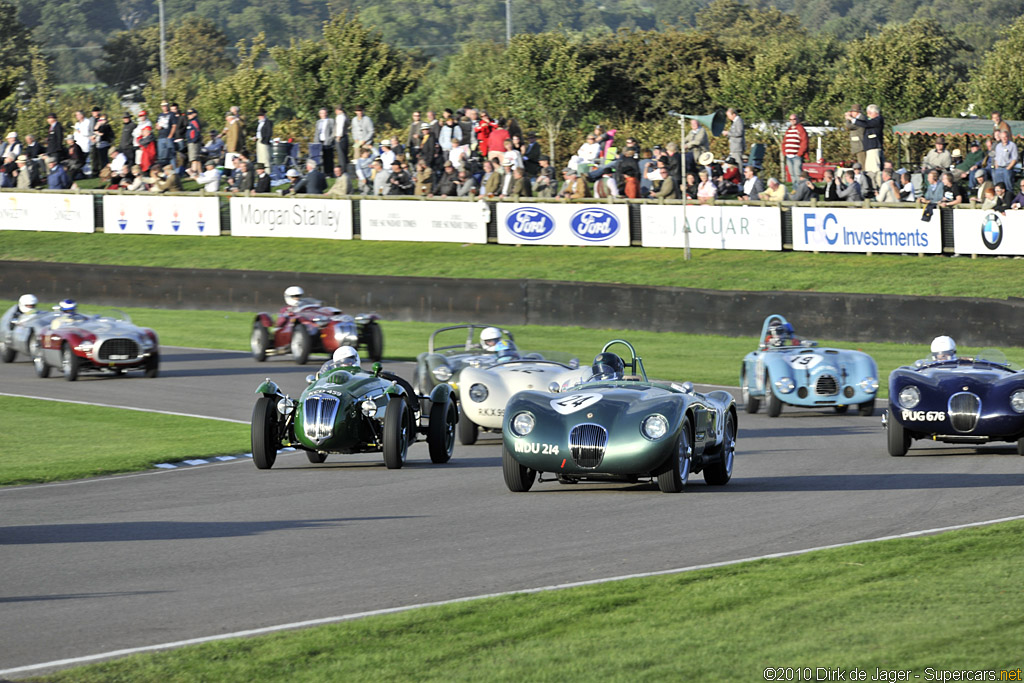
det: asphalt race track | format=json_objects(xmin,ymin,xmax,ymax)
[{"xmin": 2, "ymin": 347, "xmax": 1023, "ymax": 676}]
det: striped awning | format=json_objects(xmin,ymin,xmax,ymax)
[{"xmin": 891, "ymin": 116, "xmax": 1023, "ymax": 138}]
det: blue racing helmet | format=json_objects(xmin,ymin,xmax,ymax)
[{"xmin": 58, "ymin": 298, "xmax": 77, "ymax": 314}]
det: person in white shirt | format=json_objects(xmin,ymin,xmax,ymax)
[
  {"xmin": 501, "ymin": 138, "xmax": 523, "ymax": 170},
  {"xmin": 379, "ymin": 140, "xmax": 396, "ymax": 168},
  {"xmin": 571, "ymin": 133, "xmax": 600, "ymax": 168},
  {"xmin": 192, "ymin": 160, "xmax": 222, "ymax": 192},
  {"xmin": 449, "ymin": 139, "xmax": 469, "ymax": 171}
]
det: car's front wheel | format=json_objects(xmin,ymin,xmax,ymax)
[
  {"xmin": 251, "ymin": 396, "xmax": 280, "ymax": 469},
  {"xmin": 1017, "ymin": 438, "xmax": 1024, "ymax": 456},
  {"xmin": 502, "ymin": 444, "xmax": 535, "ymax": 492},
  {"xmin": 364, "ymin": 321, "xmax": 384, "ymax": 363},
  {"xmin": 383, "ymin": 397, "xmax": 410, "ymax": 469},
  {"xmin": 887, "ymin": 412, "xmax": 910, "ymax": 457},
  {"xmin": 251, "ymin": 323, "xmax": 269, "ymax": 362},
  {"xmin": 290, "ymin": 325, "xmax": 311, "ymax": 365},
  {"xmin": 305, "ymin": 449, "xmax": 327, "ymax": 464},
  {"xmin": 62, "ymin": 343, "xmax": 80, "ymax": 382},
  {"xmin": 0, "ymin": 335, "xmax": 14, "ymax": 363},
  {"xmin": 765, "ymin": 374, "xmax": 782, "ymax": 418},
  {"xmin": 858, "ymin": 399, "xmax": 875, "ymax": 417},
  {"xmin": 704, "ymin": 412, "xmax": 735, "ymax": 486},
  {"xmin": 657, "ymin": 422, "xmax": 691, "ymax": 493},
  {"xmin": 31, "ymin": 333, "xmax": 49, "ymax": 378},
  {"xmin": 742, "ymin": 370, "xmax": 759, "ymax": 414},
  {"xmin": 428, "ymin": 397, "xmax": 457, "ymax": 464},
  {"xmin": 144, "ymin": 352, "xmax": 160, "ymax": 379},
  {"xmin": 458, "ymin": 406, "xmax": 479, "ymax": 445}
]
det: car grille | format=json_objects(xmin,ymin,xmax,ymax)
[
  {"xmin": 303, "ymin": 394, "xmax": 341, "ymax": 444},
  {"xmin": 96, "ymin": 338, "xmax": 141, "ymax": 361},
  {"xmin": 815, "ymin": 375, "xmax": 839, "ymax": 396},
  {"xmin": 948, "ymin": 392, "xmax": 981, "ymax": 433},
  {"xmin": 569, "ymin": 423, "xmax": 607, "ymax": 468}
]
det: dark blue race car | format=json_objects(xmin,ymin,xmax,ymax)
[{"xmin": 884, "ymin": 348, "xmax": 1024, "ymax": 456}]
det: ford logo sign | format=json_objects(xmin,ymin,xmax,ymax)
[
  {"xmin": 570, "ymin": 208, "xmax": 620, "ymax": 242},
  {"xmin": 505, "ymin": 207, "xmax": 555, "ymax": 240}
]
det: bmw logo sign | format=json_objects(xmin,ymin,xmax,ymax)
[
  {"xmin": 981, "ymin": 212, "xmax": 1003, "ymax": 250},
  {"xmin": 570, "ymin": 207, "xmax": 620, "ymax": 242},
  {"xmin": 505, "ymin": 207, "xmax": 555, "ymax": 240}
]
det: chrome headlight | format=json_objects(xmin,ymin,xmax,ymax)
[
  {"xmin": 898, "ymin": 385, "xmax": 920, "ymax": 409},
  {"xmin": 277, "ymin": 398, "xmax": 295, "ymax": 415},
  {"xmin": 360, "ymin": 399, "xmax": 377, "ymax": 417},
  {"xmin": 469, "ymin": 383, "xmax": 489, "ymax": 402},
  {"xmin": 774, "ymin": 377, "xmax": 796, "ymax": 394},
  {"xmin": 641, "ymin": 414, "xmax": 668, "ymax": 440},
  {"xmin": 859, "ymin": 376, "xmax": 879, "ymax": 394},
  {"xmin": 1011, "ymin": 390, "xmax": 1024, "ymax": 413},
  {"xmin": 432, "ymin": 366, "xmax": 452, "ymax": 381},
  {"xmin": 75, "ymin": 341, "xmax": 94, "ymax": 353},
  {"xmin": 140, "ymin": 337, "xmax": 155, "ymax": 350},
  {"xmin": 510, "ymin": 412, "xmax": 535, "ymax": 436}
]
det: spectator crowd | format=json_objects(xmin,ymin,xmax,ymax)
[{"xmin": 1, "ymin": 101, "xmax": 1020, "ymax": 210}]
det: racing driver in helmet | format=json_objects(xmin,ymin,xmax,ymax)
[
  {"xmin": 480, "ymin": 326, "xmax": 503, "ymax": 351},
  {"xmin": 14, "ymin": 293, "xmax": 38, "ymax": 320},
  {"xmin": 591, "ymin": 352, "xmax": 625, "ymax": 381},
  {"xmin": 930, "ymin": 335, "xmax": 957, "ymax": 361}
]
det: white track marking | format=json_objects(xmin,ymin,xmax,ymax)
[
  {"xmin": 4, "ymin": 512, "xmax": 1023, "ymax": 677},
  {"xmin": 0, "ymin": 392, "xmax": 247, "ymax": 424}
]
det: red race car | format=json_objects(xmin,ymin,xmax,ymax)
[
  {"xmin": 251, "ymin": 286, "xmax": 383, "ymax": 365},
  {"xmin": 33, "ymin": 300, "xmax": 160, "ymax": 381}
]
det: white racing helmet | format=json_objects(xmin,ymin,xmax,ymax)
[
  {"xmin": 333, "ymin": 345, "xmax": 360, "ymax": 367},
  {"xmin": 930, "ymin": 335, "xmax": 956, "ymax": 361},
  {"xmin": 18, "ymin": 293, "xmax": 38, "ymax": 314},
  {"xmin": 284, "ymin": 285, "xmax": 305, "ymax": 307},
  {"xmin": 480, "ymin": 326, "xmax": 502, "ymax": 351}
]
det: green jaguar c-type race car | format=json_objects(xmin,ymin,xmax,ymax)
[
  {"xmin": 501, "ymin": 340, "xmax": 738, "ymax": 493},
  {"xmin": 250, "ymin": 348, "xmax": 458, "ymax": 470}
]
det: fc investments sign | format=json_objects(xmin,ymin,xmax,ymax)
[
  {"xmin": 497, "ymin": 204, "xmax": 630, "ymax": 246},
  {"xmin": 230, "ymin": 197, "xmax": 353, "ymax": 239},
  {"xmin": 791, "ymin": 208, "xmax": 941, "ymax": 254},
  {"xmin": 640, "ymin": 205, "xmax": 781, "ymax": 250}
]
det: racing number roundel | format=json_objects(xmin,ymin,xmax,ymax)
[
  {"xmin": 981, "ymin": 212, "xmax": 1003, "ymax": 250},
  {"xmin": 549, "ymin": 393, "xmax": 602, "ymax": 415}
]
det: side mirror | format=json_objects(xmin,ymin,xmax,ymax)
[
  {"xmin": 305, "ymin": 374, "xmax": 315, "ymax": 384},
  {"xmin": 372, "ymin": 361, "xmax": 382, "ymax": 377}
]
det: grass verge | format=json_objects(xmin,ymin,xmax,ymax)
[
  {"xmin": 0, "ymin": 396, "xmax": 248, "ymax": 486},
  {"xmin": 31, "ymin": 519, "xmax": 1024, "ymax": 682},
  {"xmin": 0, "ymin": 231, "xmax": 1010, "ymax": 298},
  {"xmin": 7, "ymin": 299, "xmax": 1023, "ymax": 395}
]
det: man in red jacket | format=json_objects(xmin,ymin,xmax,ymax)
[{"xmin": 782, "ymin": 113, "xmax": 809, "ymax": 185}]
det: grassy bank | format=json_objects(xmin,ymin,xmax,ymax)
[
  {"xmin": 33, "ymin": 519, "xmax": 1024, "ymax": 682},
  {"xmin": 0, "ymin": 231, "xmax": 1008, "ymax": 298},
  {"xmin": 0, "ymin": 396, "xmax": 248, "ymax": 486},
  {"xmin": 8, "ymin": 299, "xmax": 1010, "ymax": 393}
]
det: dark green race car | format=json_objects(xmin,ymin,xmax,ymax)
[
  {"xmin": 501, "ymin": 340, "xmax": 738, "ymax": 493},
  {"xmin": 251, "ymin": 360, "xmax": 458, "ymax": 470}
]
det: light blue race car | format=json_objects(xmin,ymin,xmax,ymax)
[{"xmin": 740, "ymin": 314, "xmax": 879, "ymax": 417}]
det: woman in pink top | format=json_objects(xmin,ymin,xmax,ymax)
[{"xmin": 697, "ymin": 169, "xmax": 717, "ymax": 202}]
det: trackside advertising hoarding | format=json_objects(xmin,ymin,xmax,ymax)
[
  {"xmin": 791, "ymin": 207, "xmax": 941, "ymax": 254},
  {"xmin": 0, "ymin": 193, "xmax": 94, "ymax": 233},
  {"xmin": 953, "ymin": 209, "xmax": 1024, "ymax": 256},
  {"xmin": 229, "ymin": 197, "xmax": 353, "ymax": 239},
  {"xmin": 103, "ymin": 195, "xmax": 220, "ymax": 236},
  {"xmin": 640, "ymin": 205, "xmax": 782, "ymax": 250},
  {"xmin": 496, "ymin": 203, "xmax": 631, "ymax": 246},
  {"xmin": 360, "ymin": 199, "xmax": 488, "ymax": 243}
]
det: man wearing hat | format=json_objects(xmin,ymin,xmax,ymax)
[
  {"xmin": 118, "ymin": 112, "xmax": 135, "ymax": 158},
  {"xmin": 850, "ymin": 161, "xmax": 875, "ymax": 198},
  {"xmin": 522, "ymin": 131, "xmax": 541, "ymax": 177},
  {"xmin": 922, "ymin": 136, "xmax": 951, "ymax": 174},
  {"xmin": 350, "ymin": 105, "xmax": 374, "ymax": 154},
  {"xmin": 14, "ymin": 154, "xmax": 33, "ymax": 189},
  {"xmin": 559, "ymin": 166, "xmax": 587, "ymax": 199},
  {"xmin": 253, "ymin": 162, "xmax": 271, "ymax": 193},
  {"xmin": 254, "ymin": 110, "xmax": 273, "ymax": 168},
  {"xmin": 91, "ymin": 113, "xmax": 113, "ymax": 174},
  {"xmin": 684, "ymin": 118, "xmax": 710, "ymax": 169},
  {"xmin": 1, "ymin": 131, "xmax": 20, "ymax": 159},
  {"xmin": 378, "ymin": 139, "xmax": 395, "ymax": 168},
  {"xmin": 190, "ymin": 159, "xmax": 222, "ymax": 193},
  {"xmin": 844, "ymin": 105, "xmax": 866, "ymax": 168},
  {"xmin": 184, "ymin": 108, "xmax": 203, "ymax": 175},
  {"xmin": 45, "ymin": 113, "xmax": 64, "ymax": 161},
  {"xmin": 387, "ymin": 159, "xmax": 413, "ymax": 195},
  {"xmin": 223, "ymin": 111, "xmax": 243, "ymax": 169},
  {"xmin": 956, "ymin": 140, "xmax": 985, "ymax": 188},
  {"xmin": 156, "ymin": 101, "xmax": 175, "ymax": 166}
]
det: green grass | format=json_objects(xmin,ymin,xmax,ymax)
[
  {"xmin": 33, "ymin": 519, "xmax": 1024, "ymax": 682},
  {"xmin": 7, "ymin": 299, "xmax": 1022, "ymax": 395},
  {"xmin": 0, "ymin": 396, "xmax": 248, "ymax": 486},
  {"xmin": 0, "ymin": 231, "xmax": 1013, "ymax": 298}
]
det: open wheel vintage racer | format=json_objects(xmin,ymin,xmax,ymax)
[
  {"xmin": 31, "ymin": 303, "xmax": 159, "ymax": 381},
  {"xmin": 740, "ymin": 314, "xmax": 878, "ymax": 417},
  {"xmin": 884, "ymin": 346, "xmax": 1024, "ymax": 457},
  {"xmin": 251, "ymin": 356, "xmax": 458, "ymax": 470},
  {"xmin": 251, "ymin": 296, "xmax": 383, "ymax": 365},
  {"xmin": 501, "ymin": 340, "xmax": 737, "ymax": 493}
]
